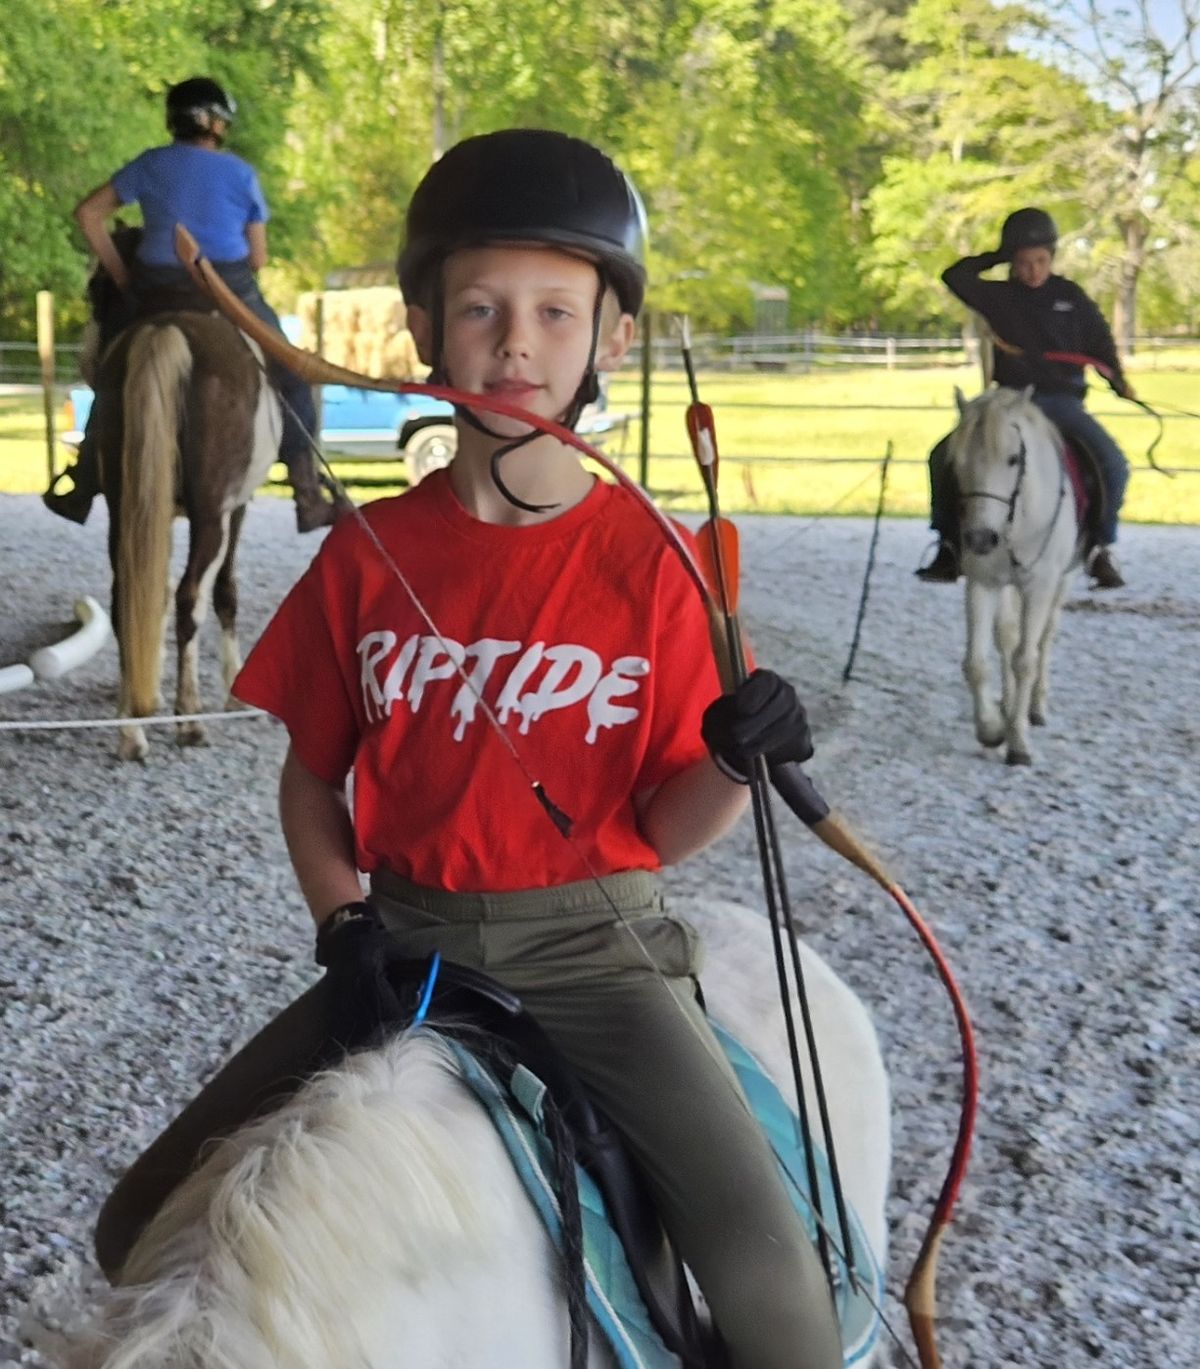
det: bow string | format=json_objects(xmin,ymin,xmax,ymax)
[{"xmin": 176, "ymin": 226, "xmax": 976, "ymax": 1367}]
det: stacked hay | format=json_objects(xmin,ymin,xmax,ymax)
[{"xmin": 296, "ymin": 287, "xmax": 424, "ymax": 380}]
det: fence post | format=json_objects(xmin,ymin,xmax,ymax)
[
  {"xmin": 885, "ymin": 335, "xmax": 896, "ymax": 369},
  {"xmin": 37, "ymin": 290, "xmax": 56, "ymax": 485},
  {"xmin": 639, "ymin": 309, "xmax": 652, "ymax": 488},
  {"xmin": 313, "ymin": 293, "xmax": 325, "ymax": 437}
]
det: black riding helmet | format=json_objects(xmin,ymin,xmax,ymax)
[
  {"xmin": 999, "ymin": 207, "xmax": 1058, "ymax": 258},
  {"xmin": 398, "ymin": 129, "xmax": 647, "ymax": 510},
  {"xmin": 398, "ymin": 128, "xmax": 648, "ymax": 317},
  {"xmin": 166, "ymin": 77, "xmax": 237, "ymax": 141}
]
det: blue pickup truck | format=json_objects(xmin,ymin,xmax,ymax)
[{"xmin": 65, "ymin": 376, "xmax": 628, "ymax": 486}]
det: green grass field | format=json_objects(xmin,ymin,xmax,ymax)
[{"xmin": 4, "ymin": 362, "xmax": 1197, "ymax": 521}]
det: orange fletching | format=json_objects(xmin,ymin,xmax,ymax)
[{"xmin": 696, "ymin": 517, "xmax": 740, "ymax": 615}]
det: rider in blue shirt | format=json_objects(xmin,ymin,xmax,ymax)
[{"xmin": 46, "ymin": 77, "xmax": 337, "ymax": 533}]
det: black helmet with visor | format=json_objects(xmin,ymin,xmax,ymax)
[
  {"xmin": 166, "ymin": 77, "xmax": 237, "ymax": 141},
  {"xmin": 398, "ymin": 129, "xmax": 647, "ymax": 509},
  {"xmin": 398, "ymin": 128, "xmax": 647, "ymax": 317},
  {"xmin": 999, "ymin": 207, "xmax": 1058, "ymax": 258}
]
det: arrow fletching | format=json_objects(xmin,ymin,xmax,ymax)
[
  {"xmin": 696, "ymin": 516, "xmax": 740, "ymax": 616},
  {"xmin": 686, "ymin": 402, "xmax": 719, "ymax": 476}
]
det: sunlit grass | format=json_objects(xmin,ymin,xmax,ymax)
[{"xmin": 3, "ymin": 362, "xmax": 1197, "ymax": 523}]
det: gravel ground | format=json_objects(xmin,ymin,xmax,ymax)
[{"xmin": 1, "ymin": 490, "xmax": 1197, "ymax": 1368}]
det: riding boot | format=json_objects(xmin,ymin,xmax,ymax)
[
  {"xmin": 920, "ymin": 435, "xmax": 961, "ymax": 582},
  {"xmin": 1087, "ymin": 545, "xmax": 1126, "ymax": 590},
  {"xmin": 284, "ymin": 450, "xmax": 340, "ymax": 534},
  {"xmin": 915, "ymin": 539, "xmax": 961, "ymax": 583},
  {"xmin": 43, "ymin": 434, "xmax": 101, "ymax": 525}
]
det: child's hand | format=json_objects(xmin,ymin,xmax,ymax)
[
  {"xmin": 701, "ymin": 669, "xmax": 813, "ymax": 783},
  {"xmin": 315, "ymin": 902, "xmax": 409, "ymax": 1049}
]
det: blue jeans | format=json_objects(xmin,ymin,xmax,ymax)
[
  {"xmin": 1028, "ymin": 391, "xmax": 1128, "ymax": 544},
  {"xmin": 928, "ymin": 388, "xmax": 1129, "ymax": 546}
]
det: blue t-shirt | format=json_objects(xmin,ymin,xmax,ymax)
[{"xmin": 111, "ymin": 143, "xmax": 269, "ymax": 266}]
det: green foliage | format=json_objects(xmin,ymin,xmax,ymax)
[
  {"xmin": 0, "ymin": 0, "xmax": 156, "ymax": 334},
  {"xmin": 0, "ymin": 0, "xmax": 325, "ymax": 336},
  {"xmin": 5, "ymin": 0, "xmax": 1200, "ymax": 340},
  {"xmin": 864, "ymin": 0, "xmax": 1103, "ymax": 326}
]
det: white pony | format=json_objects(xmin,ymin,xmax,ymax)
[
  {"xmin": 950, "ymin": 385, "xmax": 1084, "ymax": 766},
  {"xmin": 65, "ymin": 900, "xmax": 890, "ymax": 1369}
]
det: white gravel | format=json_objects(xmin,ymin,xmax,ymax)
[{"xmin": 1, "ymin": 490, "xmax": 1197, "ymax": 1368}]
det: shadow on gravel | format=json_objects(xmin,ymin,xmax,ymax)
[{"xmin": 1063, "ymin": 594, "xmax": 1200, "ymax": 620}]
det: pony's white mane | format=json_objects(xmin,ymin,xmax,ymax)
[
  {"xmin": 73, "ymin": 1034, "xmax": 516, "ymax": 1369},
  {"xmin": 949, "ymin": 386, "xmax": 1061, "ymax": 480}
]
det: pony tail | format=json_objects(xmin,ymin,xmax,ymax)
[{"xmin": 118, "ymin": 325, "xmax": 192, "ymax": 720}]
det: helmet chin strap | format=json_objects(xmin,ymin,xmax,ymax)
[{"xmin": 432, "ymin": 273, "xmax": 607, "ymax": 515}]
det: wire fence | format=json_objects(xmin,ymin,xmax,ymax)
[
  {"xmin": 0, "ymin": 341, "xmax": 84, "ymax": 386},
  {"xmin": 621, "ymin": 329, "xmax": 1200, "ymax": 374},
  {"xmin": 8, "ymin": 330, "xmax": 1200, "ymax": 385}
]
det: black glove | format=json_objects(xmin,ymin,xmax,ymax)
[
  {"xmin": 701, "ymin": 668, "xmax": 814, "ymax": 783},
  {"xmin": 315, "ymin": 901, "xmax": 409, "ymax": 1050}
]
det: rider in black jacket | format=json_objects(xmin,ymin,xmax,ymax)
[{"xmin": 918, "ymin": 208, "xmax": 1134, "ymax": 589}]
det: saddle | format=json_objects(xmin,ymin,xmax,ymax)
[
  {"xmin": 95, "ymin": 958, "xmax": 715, "ymax": 1367},
  {"xmin": 382, "ymin": 959, "xmax": 718, "ymax": 1367},
  {"xmin": 1058, "ymin": 436, "xmax": 1104, "ymax": 551},
  {"xmin": 92, "ymin": 275, "xmax": 221, "ymax": 352},
  {"xmin": 132, "ymin": 279, "xmax": 221, "ymax": 322}
]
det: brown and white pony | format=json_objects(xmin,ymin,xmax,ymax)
[{"xmin": 89, "ymin": 229, "xmax": 282, "ymax": 759}]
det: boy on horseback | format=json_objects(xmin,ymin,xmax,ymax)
[
  {"xmin": 45, "ymin": 76, "xmax": 338, "ymax": 533},
  {"xmin": 917, "ymin": 207, "xmax": 1134, "ymax": 589},
  {"xmin": 228, "ymin": 129, "xmax": 843, "ymax": 1367}
]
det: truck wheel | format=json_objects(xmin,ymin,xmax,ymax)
[{"xmin": 404, "ymin": 424, "xmax": 457, "ymax": 484}]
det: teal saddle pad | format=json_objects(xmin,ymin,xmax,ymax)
[{"xmin": 446, "ymin": 1017, "xmax": 884, "ymax": 1369}]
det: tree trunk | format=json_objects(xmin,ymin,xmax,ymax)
[
  {"xmin": 1111, "ymin": 217, "xmax": 1147, "ymax": 360},
  {"xmin": 431, "ymin": 3, "xmax": 446, "ymax": 161}
]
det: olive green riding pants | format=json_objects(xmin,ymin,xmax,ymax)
[{"xmin": 370, "ymin": 868, "xmax": 841, "ymax": 1369}]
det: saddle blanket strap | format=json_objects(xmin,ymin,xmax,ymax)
[{"xmin": 447, "ymin": 1039, "xmax": 678, "ymax": 1369}]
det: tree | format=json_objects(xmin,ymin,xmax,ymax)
[
  {"xmin": 280, "ymin": 0, "xmax": 870, "ymax": 332},
  {"xmin": 1037, "ymin": 0, "xmax": 1200, "ymax": 350},
  {"xmin": 863, "ymin": 0, "xmax": 1101, "ymax": 327},
  {"xmin": 0, "ymin": 1, "xmax": 157, "ymax": 334},
  {"xmin": 0, "ymin": 0, "xmax": 326, "ymax": 336}
]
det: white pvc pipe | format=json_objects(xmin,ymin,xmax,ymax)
[
  {"xmin": 0, "ymin": 663, "xmax": 36, "ymax": 695},
  {"xmin": 29, "ymin": 596, "xmax": 112, "ymax": 681}
]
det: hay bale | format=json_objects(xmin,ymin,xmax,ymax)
[{"xmin": 295, "ymin": 286, "xmax": 423, "ymax": 380}]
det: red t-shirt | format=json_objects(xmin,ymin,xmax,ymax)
[{"xmin": 233, "ymin": 471, "xmax": 722, "ymax": 892}]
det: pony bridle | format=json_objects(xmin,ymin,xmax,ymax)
[
  {"xmin": 959, "ymin": 429, "xmax": 1027, "ymax": 528},
  {"xmin": 960, "ymin": 427, "xmax": 1067, "ymax": 575}
]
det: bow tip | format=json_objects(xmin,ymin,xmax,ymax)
[{"xmin": 173, "ymin": 223, "xmax": 201, "ymax": 266}]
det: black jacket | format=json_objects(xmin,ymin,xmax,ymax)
[{"xmin": 942, "ymin": 251, "xmax": 1126, "ymax": 396}]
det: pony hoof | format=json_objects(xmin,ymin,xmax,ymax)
[
  {"xmin": 1029, "ymin": 710, "xmax": 1046, "ymax": 727},
  {"xmin": 176, "ymin": 723, "xmax": 209, "ymax": 748},
  {"xmin": 117, "ymin": 734, "xmax": 149, "ymax": 762},
  {"xmin": 1006, "ymin": 748, "xmax": 1032, "ymax": 767}
]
